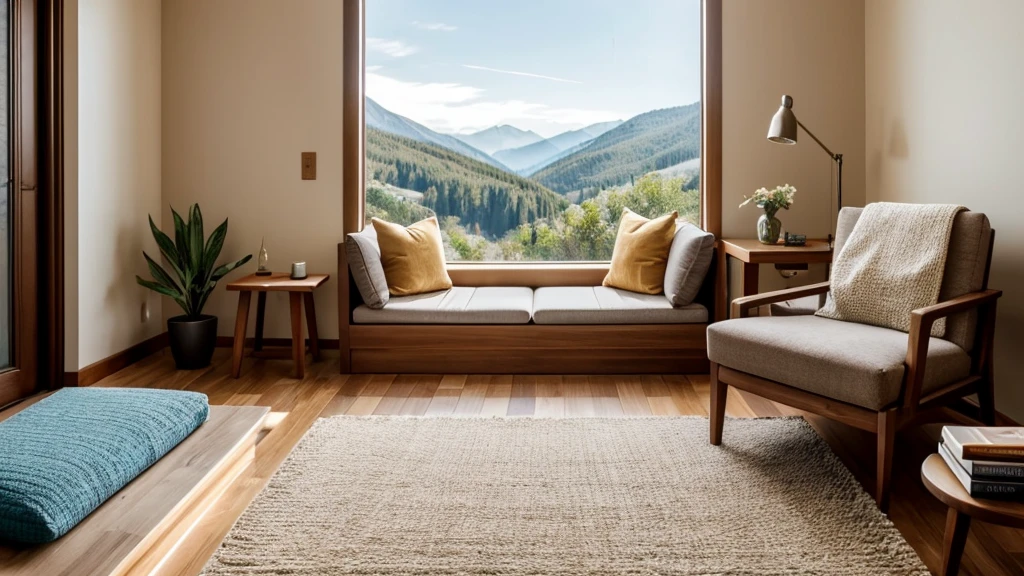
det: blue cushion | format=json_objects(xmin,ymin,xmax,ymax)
[{"xmin": 0, "ymin": 388, "xmax": 209, "ymax": 543}]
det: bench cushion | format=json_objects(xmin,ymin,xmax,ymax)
[
  {"xmin": 0, "ymin": 388, "xmax": 209, "ymax": 543},
  {"xmin": 707, "ymin": 315, "xmax": 971, "ymax": 410},
  {"xmin": 664, "ymin": 223, "xmax": 715, "ymax": 306},
  {"xmin": 346, "ymin": 227, "xmax": 389, "ymax": 309},
  {"xmin": 532, "ymin": 286, "xmax": 708, "ymax": 325},
  {"xmin": 353, "ymin": 287, "xmax": 533, "ymax": 324}
]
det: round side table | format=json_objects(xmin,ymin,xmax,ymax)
[{"xmin": 921, "ymin": 453, "xmax": 1024, "ymax": 575}]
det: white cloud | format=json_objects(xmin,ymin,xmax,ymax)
[
  {"xmin": 366, "ymin": 70, "xmax": 620, "ymax": 138},
  {"xmin": 462, "ymin": 64, "xmax": 582, "ymax": 85},
  {"xmin": 412, "ymin": 21, "xmax": 457, "ymax": 32},
  {"xmin": 366, "ymin": 37, "xmax": 418, "ymax": 58}
]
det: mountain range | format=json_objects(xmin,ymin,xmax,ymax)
[
  {"xmin": 454, "ymin": 125, "xmax": 543, "ymax": 155},
  {"xmin": 365, "ymin": 97, "xmax": 506, "ymax": 169},
  {"xmin": 532, "ymin": 103, "xmax": 701, "ymax": 194},
  {"xmin": 364, "ymin": 96, "xmax": 700, "ymax": 202},
  {"xmin": 492, "ymin": 120, "xmax": 623, "ymax": 174}
]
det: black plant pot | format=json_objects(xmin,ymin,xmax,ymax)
[{"xmin": 168, "ymin": 315, "xmax": 218, "ymax": 369}]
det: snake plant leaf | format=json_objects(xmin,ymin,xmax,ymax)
[
  {"xmin": 210, "ymin": 254, "xmax": 253, "ymax": 282},
  {"xmin": 136, "ymin": 277, "xmax": 189, "ymax": 313},
  {"xmin": 171, "ymin": 207, "xmax": 189, "ymax": 269},
  {"xmin": 201, "ymin": 219, "xmax": 229, "ymax": 286},
  {"xmin": 142, "ymin": 251, "xmax": 184, "ymax": 296},
  {"xmin": 189, "ymin": 204, "xmax": 204, "ymax": 273},
  {"xmin": 148, "ymin": 216, "xmax": 186, "ymax": 285}
]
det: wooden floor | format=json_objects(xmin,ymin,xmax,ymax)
[{"xmin": 79, "ymin": 348, "xmax": 1024, "ymax": 575}]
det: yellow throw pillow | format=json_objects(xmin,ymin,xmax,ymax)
[
  {"xmin": 602, "ymin": 208, "xmax": 677, "ymax": 294},
  {"xmin": 371, "ymin": 216, "xmax": 453, "ymax": 297}
]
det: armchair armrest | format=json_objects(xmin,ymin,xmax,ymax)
[
  {"xmin": 730, "ymin": 281, "xmax": 831, "ymax": 319},
  {"xmin": 903, "ymin": 289, "xmax": 1003, "ymax": 410}
]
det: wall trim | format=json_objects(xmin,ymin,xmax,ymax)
[{"xmin": 64, "ymin": 332, "xmax": 169, "ymax": 387}]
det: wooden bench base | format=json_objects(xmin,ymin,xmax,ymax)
[
  {"xmin": 0, "ymin": 405, "xmax": 268, "ymax": 576},
  {"xmin": 348, "ymin": 324, "xmax": 710, "ymax": 374}
]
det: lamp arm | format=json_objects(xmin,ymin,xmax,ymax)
[{"xmin": 795, "ymin": 118, "xmax": 836, "ymax": 159}]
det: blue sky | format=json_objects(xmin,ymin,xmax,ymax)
[{"xmin": 366, "ymin": 0, "xmax": 701, "ymax": 138}]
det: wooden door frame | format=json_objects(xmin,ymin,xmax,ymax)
[{"xmin": 39, "ymin": 0, "xmax": 63, "ymax": 391}]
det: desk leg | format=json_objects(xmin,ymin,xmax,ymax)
[
  {"xmin": 742, "ymin": 262, "xmax": 759, "ymax": 297},
  {"xmin": 289, "ymin": 292, "xmax": 305, "ymax": 379},
  {"xmin": 231, "ymin": 291, "xmax": 252, "ymax": 379},
  {"xmin": 715, "ymin": 249, "xmax": 728, "ymax": 322},
  {"xmin": 941, "ymin": 508, "xmax": 971, "ymax": 576},
  {"xmin": 304, "ymin": 292, "xmax": 321, "ymax": 361},
  {"xmin": 254, "ymin": 292, "xmax": 267, "ymax": 351}
]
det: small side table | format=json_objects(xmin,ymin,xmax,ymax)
[
  {"xmin": 227, "ymin": 273, "xmax": 329, "ymax": 379},
  {"xmin": 716, "ymin": 238, "xmax": 833, "ymax": 321},
  {"xmin": 921, "ymin": 453, "xmax": 1024, "ymax": 576}
]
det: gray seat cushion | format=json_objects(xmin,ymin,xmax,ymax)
[
  {"xmin": 353, "ymin": 287, "xmax": 533, "ymax": 324},
  {"xmin": 707, "ymin": 315, "xmax": 971, "ymax": 410},
  {"xmin": 346, "ymin": 227, "xmax": 389, "ymax": 309},
  {"xmin": 664, "ymin": 223, "xmax": 715, "ymax": 306},
  {"xmin": 533, "ymin": 286, "xmax": 708, "ymax": 325}
]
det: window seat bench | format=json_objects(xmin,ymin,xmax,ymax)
[{"xmin": 337, "ymin": 241, "xmax": 716, "ymax": 375}]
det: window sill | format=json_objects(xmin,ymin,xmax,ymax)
[{"xmin": 447, "ymin": 262, "xmax": 609, "ymax": 287}]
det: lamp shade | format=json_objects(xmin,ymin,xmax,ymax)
[{"xmin": 767, "ymin": 94, "xmax": 797, "ymax": 144}]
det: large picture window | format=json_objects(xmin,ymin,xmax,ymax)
[{"xmin": 358, "ymin": 0, "xmax": 706, "ymax": 262}]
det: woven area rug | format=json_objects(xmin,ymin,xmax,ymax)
[{"xmin": 202, "ymin": 417, "xmax": 928, "ymax": 575}]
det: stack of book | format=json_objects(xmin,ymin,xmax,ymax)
[{"xmin": 940, "ymin": 426, "xmax": 1024, "ymax": 500}]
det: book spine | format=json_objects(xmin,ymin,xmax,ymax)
[
  {"xmin": 970, "ymin": 480, "xmax": 1024, "ymax": 500},
  {"xmin": 973, "ymin": 463, "xmax": 1024, "ymax": 480},
  {"xmin": 963, "ymin": 446, "xmax": 1024, "ymax": 462}
]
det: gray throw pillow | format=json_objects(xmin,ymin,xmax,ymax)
[
  {"xmin": 346, "ymin": 227, "xmax": 389, "ymax": 309},
  {"xmin": 663, "ymin": 223, "xmax": 715, "ymax": 306}
]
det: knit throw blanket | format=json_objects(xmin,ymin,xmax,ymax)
[{"xmin": 816, "ymin": 202, "xmax": 965, "ymax": 336}]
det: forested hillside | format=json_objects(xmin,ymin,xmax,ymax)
[
  {"xmin": 365, "ymin": 128, "xmax": 567, "ymax": 238},
  {"xmin": 532, "ymin": 104, "xmax": 701, "ymax": 194}
]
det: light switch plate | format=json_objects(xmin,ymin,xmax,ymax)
[{"xmin": 301, "ymin": 152, "xmax": 316, "ymax": 180}]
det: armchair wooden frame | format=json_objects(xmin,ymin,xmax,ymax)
[{"xmin": 710, "ymin": 234, "xmax": 1001, "ymax": 511}]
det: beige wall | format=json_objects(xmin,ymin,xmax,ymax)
[
  {"xmin": 72, "ymin": 0, "xmax": 164, "ymax": 369},
  {"xmin": 865, "ymin": 0, "xmax": 1024, "ymax": 419},
  {"xmin": 723, "ymin": 0, "xmax": 865, "ymax": 293},
  {"xmin": 161, "ymin": 0, "xmax": 344, "ymax": 340}
]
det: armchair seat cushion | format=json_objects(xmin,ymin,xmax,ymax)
[
  {"xmin": 353, "ymin": 286, "xmax": 533, "ymax": 324},
  {"xmin": 532, "ymin": 286, "xmax": 707, "ymax": 325},
  {"xmin": 707, "ymin": 315, "xmax": 971, "ymax": 410}
]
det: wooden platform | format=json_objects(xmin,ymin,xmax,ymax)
[{"xmin": 0, "ymin": 404, "xmax": 268, "ymax": 576}]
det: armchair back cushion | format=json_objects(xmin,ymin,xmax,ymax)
[
  {"xmin": 664, "ymin": 223, "xmax": 715, "ymax": 307},
  {"xmin": 346, "ymin": 226, "xmax": 389, "ymax": 309},
  {"xmin": 833, "ymin": 207, "xmax": 991, "ymax": 352}
]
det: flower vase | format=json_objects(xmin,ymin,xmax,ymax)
[{"xmin": 757, "ymin": 212, "xmax": 782, "ymax": 244}]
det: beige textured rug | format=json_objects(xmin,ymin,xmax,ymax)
[{"xmin": 202, "ymin": 417, "xmax": 927, "ymax": 575}]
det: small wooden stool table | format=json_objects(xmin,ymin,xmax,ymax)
[
  {"xmin": 227, "ymin": 273, "xmax": 329, "ymax": 379},
  {"xmin": 921, "ymin": 453, "xmax": 1024, "ymax": 575}
]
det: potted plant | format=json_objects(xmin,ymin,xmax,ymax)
[
  {"xmin": 136, "ymin": 205, "xmax": 252, "ymax": 369},
  {"xmin": 740, "ymin": 184, "xmax": 796, "ymax": 244}
]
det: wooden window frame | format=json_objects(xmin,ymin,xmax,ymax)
[{"xmin": 342, "ymin": 0, "xmax": 722, "ymax": 284}]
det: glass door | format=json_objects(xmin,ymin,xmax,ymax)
[{"xmin": 0, "ymin": 0, "xmax": 39, "ymax": 407}]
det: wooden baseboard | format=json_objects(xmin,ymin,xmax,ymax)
[
  {"xmin": 64, "ymin": 332, "xmax": 169, "ymax": 387},
  {"xmin": 215, "ymin": 336, "xmax": 340, "ymax": 350}
]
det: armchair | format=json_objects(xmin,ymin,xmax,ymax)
[{"xmin": 707, "ymin": 207, "xmax": 1000, "ymax": 512}]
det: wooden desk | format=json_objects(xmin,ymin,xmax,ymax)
[
  {"xmin": 921, "ymin": 453, "xmax": 1024, "ymax": 576},
  {"xmin": 227, "ymin": 273, "xmax": 329, "ymax": 379},
  {"xmin": 715, "ymin": 239, "xmax": 833, "ymax": 321}
]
